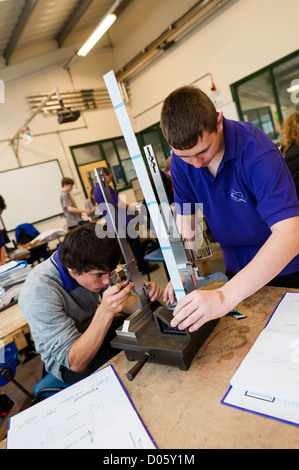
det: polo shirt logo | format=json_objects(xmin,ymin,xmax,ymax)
[{"xmin": 231, "ymin": 188, "xmax": 247, "ymax": 203}]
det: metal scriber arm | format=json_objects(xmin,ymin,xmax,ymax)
[{"xmin": 94, "ymin": 167, "xmax": 148, "ymax": 309}]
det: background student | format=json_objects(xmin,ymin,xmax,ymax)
[
  {"xmin": 85, "ymin": 187, "xmax": 101, "ymax": 221},
  {"xmin": 60, "ymin": 177, "xmax": 94, "ymax": 230}
]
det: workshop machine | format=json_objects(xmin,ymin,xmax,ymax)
[{"xmin": 93, "ymin": 71, "xmax": 218, "ymax": 380}]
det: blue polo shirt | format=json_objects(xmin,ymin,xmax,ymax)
[
  {"xmin": 171, "ymin": 117, "xmax": 299, "ymax": 276},
  {"xmin": 51, "ymin": 246, "xmax": 79, "ymax": 291},
  {"xmin": 0, "ymin": 230, "xmax": 5, "ymax": 249}
]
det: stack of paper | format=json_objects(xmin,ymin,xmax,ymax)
[
  {"xmin": 0, "ymin": 260, "xmax": 31, "ymax": 309},
  {"xmin": 222, "ymin": 292, "xmax": 299, "ymax": 426},
  {"xmin": 29, "ymin": 228, "xmax": 67, "ymax": 244},
  {"xmin": 0, "ymin": 260, "xmax": 27, "ymax": 277}
]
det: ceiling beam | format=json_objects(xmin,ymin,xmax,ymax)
[
  {"xmin": 3, "ymin": 0, "xmax": 38, "ymax": 65},
  {"xmin": 56, "ymin": 0, "xmax": 94, "ymax": 48}
]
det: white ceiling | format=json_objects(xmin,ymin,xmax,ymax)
[{"xmin": 0, "ymin": 0, "xmax": 234, "ymax": 85}]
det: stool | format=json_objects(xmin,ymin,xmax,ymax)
[
  {"xmin": 34, "ymin": 373, "xmax": 69, "ymax": 402},
  {"xmin": 144, "ymin": 248, "xmax": 170, "ymax": 282}
]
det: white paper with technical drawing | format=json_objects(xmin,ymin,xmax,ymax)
[{"xmin": 7, "ymin": 365, "xmax": 157, "ymax": 449}]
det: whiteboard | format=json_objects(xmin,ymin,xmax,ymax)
[{"xmin": 0, "ymin": 160, "xmax": 63, "ymax": 232}]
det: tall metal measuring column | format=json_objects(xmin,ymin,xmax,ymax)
[{"xmin": 98, "ymin": 70, "xmax": 218, "ymax": 380}]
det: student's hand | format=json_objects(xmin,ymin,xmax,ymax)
[
  {"xmin": 145, "ymin": 282, "xmax": 162, "ymax": 302},
  {"xmin": 163, "ymin": 271, "xmax": 185, "ymax": 305},
  {"xmin": 170, "ymin": 288, "xmax": 230, "ymax": 332},
  {"xmin": 163, "ymin": 280, "xmax": 176, "ymax": 305},
  {"xmin": 100, "ymin": 280, "xmax": 134, "ymax": 316},
  {"xmin": 85, "ymin": 209, "xmax": 94, "ymax": 216}
]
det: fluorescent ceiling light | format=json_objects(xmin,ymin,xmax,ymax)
[
  {"xmin": 287, "ymin": 83, "xmax": 299, "ymax": 93},
  {"xmin": 78, "ymin": 13, "xmax": 116, "ymax": 57}
]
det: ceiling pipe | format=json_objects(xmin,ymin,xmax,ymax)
[{"xmin": 115, "ymin": 0, "xmax": 217, "ymax": 81}]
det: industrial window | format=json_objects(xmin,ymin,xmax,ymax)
[
  {"xmin": 70, "ymin": 123, "xmax": 171, "ymax": 196},
  {"xmin": 230, "ymin": 50, "xmax": 299, "ymax": 146}
]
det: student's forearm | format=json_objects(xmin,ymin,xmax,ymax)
[
  {"xmin": 69, "ymin": 281, "xmax": 137, "ymax": 372},
  {"xmin": 68, "ymin": 305, "xmax": 113, "ymax": 372},
  {"xmin": 67, "ymin": 206, "xmax": 88, "ymax": 215},
  {"xmin": 0, "ymin": 247, "xmax": 5, "ymax": 265}
]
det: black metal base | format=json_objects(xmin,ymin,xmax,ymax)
[{"xmin": 111, "ymin": 305, "xmax": 218, "ymax": 377}]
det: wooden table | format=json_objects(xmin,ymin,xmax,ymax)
[
  {"xmin": 0, "ymin": 302, "xmax": 29, "ymax": 349},
  {"xmin": 105, "ymin": 284, "xmax": 299, "ymax": 449},
  {"xmin": 0, "ymin": 302, "xmax": 43, "ymax": 443}
]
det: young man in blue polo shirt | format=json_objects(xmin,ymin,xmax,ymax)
[
  {"xmin": 160, "ymin": 86, "xmax": 299, "ymax": 334},
  {"xmin": 19, "ymin": 223, "xmax": 162, "ymax": 384}
]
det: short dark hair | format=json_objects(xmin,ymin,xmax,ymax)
[
  {"xmin": 0, "ymin": 195, "xmax": 6, "ymax": 211},
  {"xmin": 59, "ymin": 222, "xmax": 121, "ymax": 274},
  {"xmin": 101, "ymin": 167, "xmax": 111, "ymax": 176},
  {"xmin": 61, "ymin": 177, "xmax": 74, "ymax": 188},
  {"xmin": 160, "ymin": 86, "xmax": 218, "ymax": 150}
]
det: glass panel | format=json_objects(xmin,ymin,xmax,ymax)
[
  {"xmin": 273, "ymin": 55, "xmax": 299, "ymax": 122},
  {"xmin": 101, "ymin": 141, "xmax": 126, "ymax": 190},
  {"xmin": 72, "ymin": 144, "xmax": 102, "ymax": 165},
  {"xmin": 142, "ymin": 130, "xmax": 166, "ymax": 166},
  {"xmin": 78, "ymin": 160, "xmax": 107, "ymax": 195},
  {"xmin": 114, "ymin": 138, "xmax": 136, "ymax": 185},
  {"xmin": 122, "ymin": 158, "xmax": 136, "ymax": 183},
  {"xmin": 243, "ymin": 106, "xmax": 276, "ymax": 139},
  {"xmin": 115, "ymin": 138, "xmax": 130, "ymax": 160},
  {"xmin": 237, "ymin": 71, "xmax": 279, "ymax": 142}
]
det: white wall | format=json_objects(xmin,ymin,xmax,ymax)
[
  {"xmin": 0, "ymin": 0, "xmax": 298, "ymax": 238},
  {"xmin": 0, "ymin": 50, "xmax": 121, "ymax": 236},
  {"xmin": 128, "ymin": 0, "xmax": 299, "ymax": 130}
]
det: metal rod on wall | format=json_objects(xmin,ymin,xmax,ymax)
[{"xmin": 9, "ymin": 88, "xmax": 59, "ymax": 165}]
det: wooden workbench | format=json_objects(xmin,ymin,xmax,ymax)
[
  {"xmin": 106, "ymin": 284, "xmax": 299, "ymax": 449},
  {"xmin": 0, "ymin": 302, "xmax": 29, "ymax": 349},
  {"xmin": 0, "ymin": 302, "xmax": 43, "ymax": 443},
  {"xmin": 1, "ymin": 285, "xmax": 298, "ymax": 449}
]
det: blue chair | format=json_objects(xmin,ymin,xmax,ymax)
[
  {"xmin": 0, "ymin": 343, "xmax": 69, "ymax": 439},
  {"xmin": 15, "ymin": 223, "xmax": 50, "ymax": 264},
  {"xmin": 196, "ymin": 271, "xmax": 228, "ymax": 287},
  {"xmin": 0, "ymin": 343, "xmax": 68, "ymax": 403},
  {"xmin": 0, "ymin": 342, "xmax": 34, "ymax": 436},
  {"xmin": 0, "ymin": 342, "xmax": 26, "ymax": 389},
  {"xmin": 34, "ymin": 373, "xmax": 69, "ymax": 402},
  {"xmin": 144, "ymin": 248, "xmax": 170, "ymax": 282}
]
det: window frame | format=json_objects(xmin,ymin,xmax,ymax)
[{"xmin": 230, "ymin": 50, "xmax": 299, "ymax": 136}]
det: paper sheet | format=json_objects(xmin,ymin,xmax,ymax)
[
  {"xmin": 222, "ymin": 292, "xmax": 299, "ymax": 426},
  {"xmin": 230, "ymin": 293, "xmax": 299, "ymax": 402},
  {"xmin": 7, "ymin": 365, "xmax": 157, "ymax": 449},
  {"xmin": 222, "ymin": 386, "xmax": 299, "ymax": 427}
]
